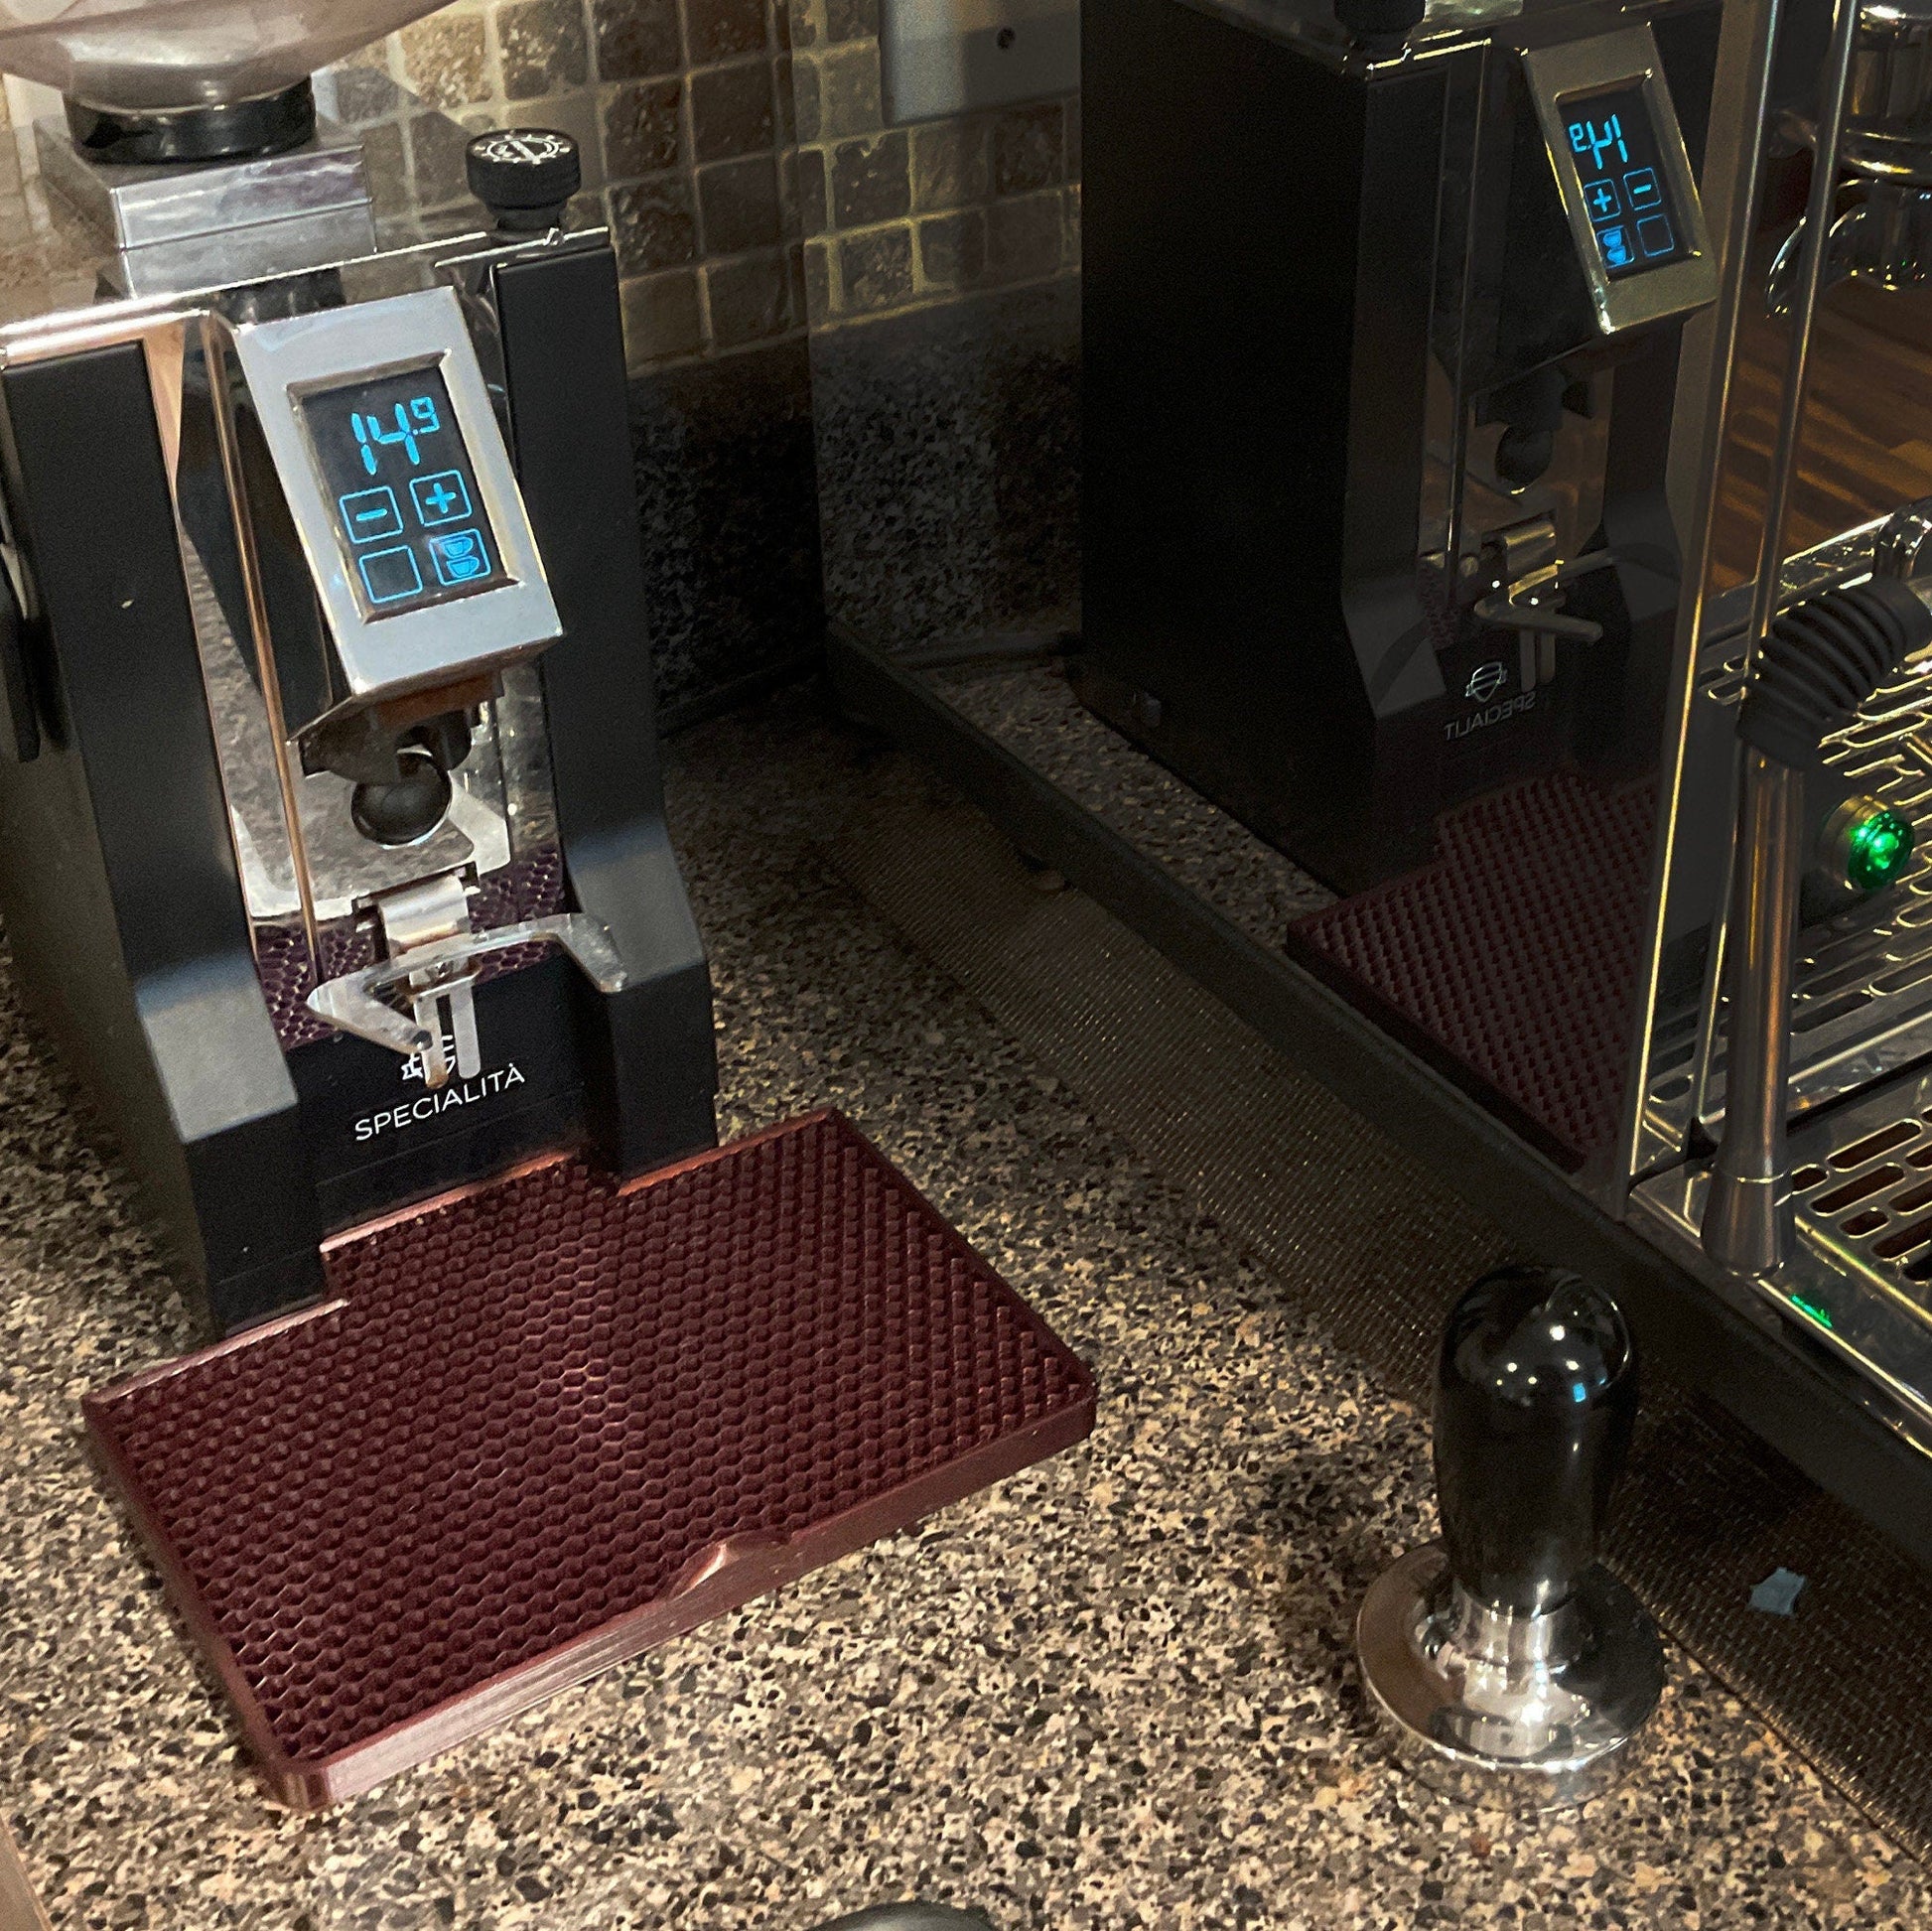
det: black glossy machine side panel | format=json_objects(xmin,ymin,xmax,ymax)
[
  {"xmin": 0, "ymin": 341, "xmax": 327, "ymax": 1334},
  {"xmin": 1078, "ymin": 0, "xmax": 1449, "ymax": 888},
  {"xmin": 496, "ymin": 244, "xmax": 720, "ymax": 1173},
  {"xmin": 1077, "ymin": 0, "xmax": 1719, "ymax": 895}
]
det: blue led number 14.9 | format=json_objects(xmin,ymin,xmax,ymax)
[
  {"xmin": 352, "ymin": 393, "xmax": 443, "ymax": 476},
  {"xmin": 1569, "ymin": 113, "xmax": 1630, "ymax": 172}
]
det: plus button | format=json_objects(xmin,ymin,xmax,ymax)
[{"xmin": 411, "ymin": 471, "xmax": 473, "ymax": 527}]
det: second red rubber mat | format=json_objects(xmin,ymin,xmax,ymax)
[{"xmin": 85, "ymin": 1110, "xmax": 1095, "ymax": 1809}]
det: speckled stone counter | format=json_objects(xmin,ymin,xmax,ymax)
[{"xmin": 2, "ymin": 691, "xmax": 1928, "ymax": 1929}]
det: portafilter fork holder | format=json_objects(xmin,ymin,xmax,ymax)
[{"xmin": 1356, "ymin": 1266, "xmax": 1664, "ymax": 1810}]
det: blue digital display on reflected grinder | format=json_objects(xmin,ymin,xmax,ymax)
[{"xmin": 1561, "ymin": 83, "xmax": 1687, "ymax": 281}]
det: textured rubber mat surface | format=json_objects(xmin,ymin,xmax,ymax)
[
  {"xmin": 83, "ymin": 1111, "xmax": 1094, "ymax": 1810},
  {"xmin": 1289, "ymin": 769, "xmax": 1657, "ymax": 1168}
]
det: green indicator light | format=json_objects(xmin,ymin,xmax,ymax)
[
  {"xmin": 1789, "ymin": 1294, "xmax": 1835, "ymax": 1330},
  {"xmin": 1845, "ymin": 807, "xmax": 1915, "ymax": 892}
]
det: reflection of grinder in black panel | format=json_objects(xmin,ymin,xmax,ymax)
[
  {"xmin": 0, "ymin": 69, "xmax": 719, "ymax": 1337},
  {"xmin": 1077, "ymin": 0, "xmax": 1721, "ymax": 894}
]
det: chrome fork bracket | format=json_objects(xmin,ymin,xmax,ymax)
[{"xmin": 304, "ymin": 872, "xmax": 627, "ymax": 1087}]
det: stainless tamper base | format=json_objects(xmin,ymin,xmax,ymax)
[{"xmin": 1355, "ymin": 1545, "xmax": 1665, "ymax": 1812}]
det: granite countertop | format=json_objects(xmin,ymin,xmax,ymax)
[{"xmin": 1, "ymin": 691, "xmax": 1927, "ymax": 1929}]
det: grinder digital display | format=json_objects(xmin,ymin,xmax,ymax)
[
  {"xmin": 1559, "ymin": 84, "xmax": 1688, "ymax": 280},
  {"xmin": 232, "ymin": 285, "xmax": 560, "ymax": 715},
  {"xmin": 1521, "ymin": 25, "xmax": 1718, "ymax": 337},
  {"xmin": 301, "ymin": 366, "xmax": 510, "ymax": 617}
]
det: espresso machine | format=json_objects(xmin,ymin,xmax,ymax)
[
  {"xmin": 1078, "ymin": 0, "xmax": 1722, "ymax": 891},
  {"xmin": 0, "ymin": 7, "xmax": 718, "ymax": 1336},
  {"xmin": 1622, "ymin": 0, "xmax": 1932, "ymax": 1428}
]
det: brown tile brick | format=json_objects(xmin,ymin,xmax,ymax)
[
  {"xmin": 986, "ymin": 187, "xmax": 1062, "ymax": 282},
  {"xmin": 399, "ymin": 14, "xmax": 491, "ymax": 112},
  {"xmin": 408, "ymin": 110, "xmax": 475, "ymax": 207},
  {"xmin": 787, "ymin": 0, "xmax": 821, "ymax": 49},
  {"xmin": 993, "ymin": 101, "xmax": 1063, "ymax": 196},
  {"xmin": 784, "ymin": 54, "xmax": 815, "ymax": 141},
  {"xmin": 839, "ymin": 225, "xmax": 912, "ymax": 311},
  {"xmin": 804, "ymin": 236, "xmax": 834, "ymax": 316},
  {"xmin": 621, "ymin": 267, "xmax": 706, "ymax": 363},
  {"xmin": 699, "ymin": 154, "xmax": 784, "ymax": 252},
  {"xmin": 825, "ymin": 0, "xmax": 878, "ymax": 40},
  {"xmin": 1065, "ymin": 181, "xmax": 1080, "ymax": 266},
  {"xmin": 790, "ymin": 56, "xmax": 821, "ymax": 140},
  {"xmin": 911, "ymin": 117, "xmax": 988, "ymax": 212},
  {"xmin": 1065, "ymin": 92, "xmax": 1080, "ymax": 179},
  {"xmin": 359, "ymin": 119, "xmax": 407, "ymax": 192},
  {"xmin": 707, "ymin": 248, "xmax": 796, "ymax": 344},
  {"xmin": 686, "ymin": 0, "xmax": 768, "ymax": 62},
  {"xmin": 328, "ymin": 63, "xmax": 400, "ymax": 125},
  {"xmin": 690, "ymin": 60, "xmax": 775, "ymax": 160},
  {"xmin": 602, "ymin": 78, "xmax": 682, "ymax": 177},
  {"xmin": 817, "ymin": 42, "xmax": 881, "ymax": 137},
  {"xmin": 794, "ymin": 147, "xmax": 828, "ymax": 233},
  {"xmin": 610, "ymin": 174, "xmax": 699, "ymax": 272},
  {"xmin": 831, "ymin": 130, "xmax": 908, "ymax": 227},
  {"xmin": 774, "ymin": 55, "xmax": 795, "ymax": 139},
  {"xmin": 500, "ymin": 0, "xmax": 590, "ymax": 99},
  {"xmin": 918, "ymin": 208, "xmax": 984, "ymax": 291},
  {"xmin": 593, "ymin": 0, "xmax": 682, "ymax": 77}
]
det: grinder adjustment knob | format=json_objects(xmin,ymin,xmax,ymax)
[
  {"xmin": 466, "ymin": 128, "xmax": 582, "ymax": 231},
  {"xmin": 1356, "ymin": 1266, "xmax": 1664, "ymax": 1810}
]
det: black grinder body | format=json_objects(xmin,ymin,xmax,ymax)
[
  {"xmin": 1076, "ymin": 0, "xmax": 1721, "ymax": 894},
  {"xmin": 0, "ymin": 240, "xmax": 719, "ymax": 1336}
]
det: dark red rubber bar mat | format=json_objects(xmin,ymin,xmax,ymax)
[
  {"xmin": 1287, "ymin": 770, "xmax": 1657, "ymax": 1170},
  {"xmin": 84, "ymin": 1110, "xmax": 1095, "ymax": 1810}
]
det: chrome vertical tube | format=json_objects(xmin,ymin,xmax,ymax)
[
  {"xmin": 1700, "ymin": 0, "xmax": 1866, "ymax": 1273},
  {"xmin": 1748, "ymin": 0, "xmax": 1868, "ymax": 656},
  {"xmin": 1615, "ymin": 0, "xmax": 1784, "ymax": 1187},
  {"xmin": 1703, "ymin": 752, "xmax": 1808, "ymax": 1273}
]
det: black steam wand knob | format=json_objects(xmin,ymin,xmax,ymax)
[{"xmin": 1356, "ymin": 1266, "xmax": 1664, "ymax": 1810}]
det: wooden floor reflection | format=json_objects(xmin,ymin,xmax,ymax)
[{"xmin": 1715, "ymin": 280, "xmax": 1932, "ymax": 587}]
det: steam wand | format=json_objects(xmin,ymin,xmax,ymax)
[{"xmin": 1702, "ymin": 539, "xmax": 1932, "ymax": 1275}]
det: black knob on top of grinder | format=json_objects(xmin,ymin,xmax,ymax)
[
  {"xmin": 1435, "ymin": 1264, "xmax": 1638, "ymax": 1618},
  {"xmin": 465, "ymin": 127, "xmax": 583, "ymax": 231}
]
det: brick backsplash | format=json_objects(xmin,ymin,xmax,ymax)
[
  {"xmin": 330, "ymin": 0, "xmax": 804, "ymax": 371},
  {"xmin": 784, "ymin": 0, "xmax": 1080, "ymax": 327},
  {"xmin": 329, "ymin": 0, "xmax": 1077, "ymax": 362}
]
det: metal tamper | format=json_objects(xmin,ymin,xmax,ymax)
[{"xmin": 1355, "ymin": 1265, "xmax": 1664, "ymax": 1809}]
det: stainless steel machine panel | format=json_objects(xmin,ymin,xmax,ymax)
[
  {"xmin": 1522, "ymin": 23, "xmax": 1720, "ymax": 333},
  {"xmin": 232, "ymin": 287, "xmax": 560, "ymax": 713}
]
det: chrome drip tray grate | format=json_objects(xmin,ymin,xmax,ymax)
[
  {"xmin": 1633, "ymin": 1070, "xmax": 1932, "ymax": 1437},
  {"xmin": 1793, "ymin": 1111, "xmax": 1932, "ymax": 1283}
]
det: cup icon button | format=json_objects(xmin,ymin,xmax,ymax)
[{"xmin": 428, "ymin": 528, "xmax": 491, "ymax": 587}]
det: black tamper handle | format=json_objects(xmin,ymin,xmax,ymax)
[{"xmin": 1434, "ymin": 1266, "xmax": 1638, "ymax": 1618}]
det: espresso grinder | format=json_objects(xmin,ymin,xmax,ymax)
[
  {"xmin": 1079, "ymin": 0, "xmax": 1723, "ymax": 891},
  {"xmin": 0, "ymin": 10, "xmax": 719, "ymax": 1334}
]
